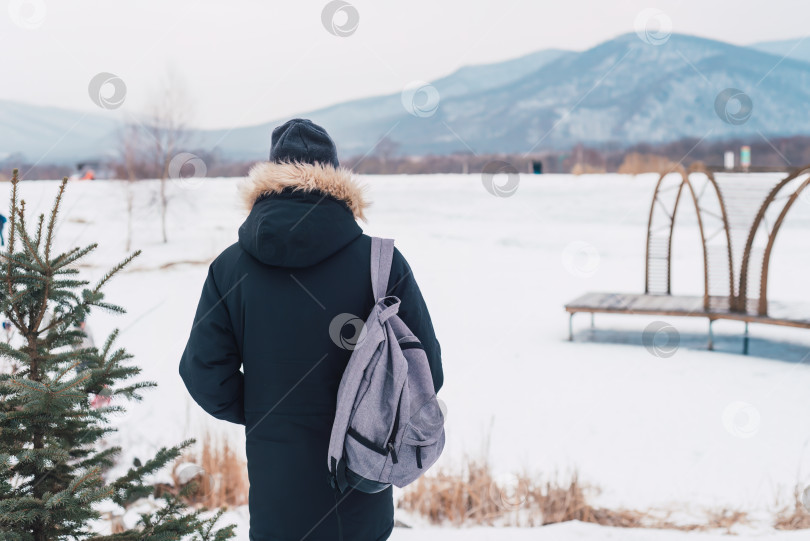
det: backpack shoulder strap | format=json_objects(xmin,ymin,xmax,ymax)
[{"xmin": 370, "ymin": 237, "xmax": 395, "ymax": 300}]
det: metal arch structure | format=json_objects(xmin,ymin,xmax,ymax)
[
  {"xmin": 566, "ymin": 163, "xmax": 810, "ymax": 354},
  {"xmin": 738, "ymin": 166, "xmax": 810, "ymax": 315},
  {"xmin": 645, "ymin": 163, "xmax": 735, "ymax": 311}
]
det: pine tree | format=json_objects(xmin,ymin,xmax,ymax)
[{"xmin": 0, "ymin": 170, "xmax": 235, "ymax": 541}]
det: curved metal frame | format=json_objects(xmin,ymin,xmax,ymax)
[
  {"xmin": 645, "ymin": 166, "xmax": 685, "ymax": 296},
  {"xmin": 738, "ymin": 167, "xmax": 810, "ymax": 315},
  {"xmin": 569, "ymin": 164, "xmax": 810, "ymax": 353},
  {"xmin": 648, "ymin": 163, "xmax": 810, "ymax": 316},
  {"xmin": 645, "ymin": 163, "xmax": 735, "ymax": 310}
]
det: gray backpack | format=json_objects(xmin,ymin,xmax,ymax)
[{"xmin": 328, "ymin": 237, "xmax": 445, "ymax": 493}]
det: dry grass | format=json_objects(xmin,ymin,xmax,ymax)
[
  {"xmin": 399, "ymin": 456, "xmax": 750, "ymax": 532},
  {"xmin": 397, "ymin": 459, "xmax": 506, "ymax": 525},
  {"xmin": 775, "ymin": 486, "xmax": 810, "ymax": 530},
  {"xmin": 157, "ymin": 259, "xmax": 214, "ymax": 270},
  {"xmin": 398, "ymin": 458, "xmax": 645, "ymax": 527},
  {"xmin": 617, "ymin": 152, "xmax": 675, "ymax": 175},
  {"xmin": 155, "ymin": 435, "xmax": 762, "ymax": 533},
  {"xmin": 99, "ymin": 511, "xmax": 126, "ymax": 534},
  {"xmin": 706, "ymin": 509, "xmax": 750, "ymax": 533},
  {"xmin": 570, "ymin": 163, "xmax": 607, "ymax": 175},
  {"xmin": 532, "ymin": 474, "xmax": 646, "ymax": 528},
  {"xmin": 163, "ymin": 433, "xmax": 250, "ymax": 509}
]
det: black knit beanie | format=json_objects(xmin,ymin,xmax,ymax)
[{"xmin": 269, "ymin": 118, "xmax": 339, "ymax": 168}]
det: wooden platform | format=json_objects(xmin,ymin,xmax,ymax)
[
  {"xmin": 565, "ymin": 292, "xmax": 810, "ymax": 352},
  {"xmin": 566, "ymin": 292, "xmax": 810, "ymax": 328}
]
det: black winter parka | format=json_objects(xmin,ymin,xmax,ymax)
[{"xmin": 179, "ymin": 162, "xmax": 443, "ymax": 541}]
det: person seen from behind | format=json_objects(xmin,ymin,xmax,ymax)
[{"xmin": 179, "ymin": 119, "xmax": 443, "ymax": 540}]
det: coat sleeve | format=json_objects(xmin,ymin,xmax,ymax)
[
  {"xmin": 179, "ymin": 264, "xmax": 245, "ymax": 425},
  {"xmin": 388, "ymin": 248, "xmax": 444, "ymax": 393}
]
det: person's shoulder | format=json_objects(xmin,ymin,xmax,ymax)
[
  {"xmin": 210, "ymin": 242, "xmax": 242, "ymax": 266},
  {"xmin": 208, "ymin": 243, "xmax": 247, "ymax": 285},
  {"xmin": 361, "ymin": 235, "xmax": 409, "ymax": 266},
  {"xmin": 355, "ymin": 232, "xmax": 372, "ymax": 248},
  {"xmin": 390, "ymin": 241, "xmax": 409, "ymax": 266},
  {"xmin": 354, "ymin": 235, "xmax": 412, "ymax": 277},
  {"xmin": 214, "ymin": 242, "xmax": 243, "ymax": 263},
  {"xmin": 388, "ymin": 241, "xmax": 414, "ymax": 288}
]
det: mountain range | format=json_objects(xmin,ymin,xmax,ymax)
[{"xmin": 3, "ymin": 33, "xmax": 810, "ymax": 164}]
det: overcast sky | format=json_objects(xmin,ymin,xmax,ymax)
[{"xmin": 1, "ymin": 0, "xmax": 807, "ymax": 129}]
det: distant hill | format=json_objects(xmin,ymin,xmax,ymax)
[
  {"xmin": 0, "ymin": 100, "xmax": 118, "ymax": 163},
  {"xmin": 182, "ymin": 33, "xmax": 810, "ymax": 157},
  {"xmin": 4, "ymin": 33, "xmax": 810, "ymax": 164},
  {"xmin": 751, "ymin": 37, "xmax": 810, "ymax": 64},
  {"xmin": 398, "ymin": 32, "xmax": 810, "ymax": 155},
  {"xmin": 195, "ymin": 48, "xmax": 573, "ymax": 160}
]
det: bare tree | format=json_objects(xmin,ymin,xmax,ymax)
[
  {"xmin": 116, "ymin": 122, "xmax": 146, "ymax": 251},
  {"xmin": 374, "ymin": 136, "xmax": 400, "ymax": 173},
  {"xmin": 144, "ymin": 69, "xmax": 194, "ymax": 243}
]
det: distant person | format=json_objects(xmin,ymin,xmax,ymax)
[
  {"xmin": 1, "ymin": 321, "xmax": 17, "ymax": 374},
  {"xmin": 90, "ymin": 387, "xmax": 112, "ymax": 409},
  {"xmin": 179, "ymin": 119, "xmax": 443, "ymax": 540},
  {"xmin": 0, "ymin": 213, "xmax": 7, "ymax": 246},
  {"xmin": 2, "ymin": 320, "xmax": 13, "ymax": 344}
]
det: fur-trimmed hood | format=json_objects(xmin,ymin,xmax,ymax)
[
  {"xmin": 236, "ymin": 162, "xmax": 367, "ymax": 268},
  {"xmin": 240, "ymin": 161, "xmax": 369, "ymax": 221}
]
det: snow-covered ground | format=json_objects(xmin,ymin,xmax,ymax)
[{"xmin": 5, "ymin": 172, "xmax": 810, "ymax": 540}]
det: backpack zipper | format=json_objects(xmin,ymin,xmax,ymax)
[
  {"xmin": 386, "ymin": 393, "xmax": 403, "ymax": 465},
  {"xmin": 386, "ymin": 442, "xmax": 398, "ymax": 464}
]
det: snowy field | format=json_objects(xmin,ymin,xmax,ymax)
[{"xmin": 4, "ymin": 172, "xmax": 810, "ymax": 540}]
